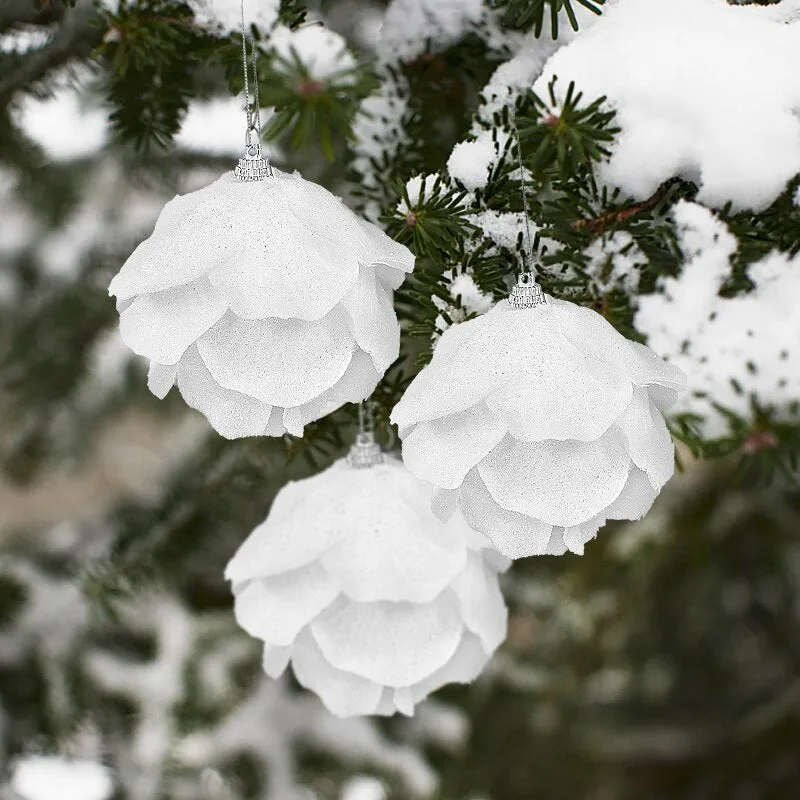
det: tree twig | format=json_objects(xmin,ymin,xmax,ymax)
[{"xmin": 572, "ymin": 177, "xmax": 683, "ymax": 233}]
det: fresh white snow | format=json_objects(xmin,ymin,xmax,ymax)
[{"xmin": 534, "ymin": 0, "xmax": 800, "ymax": 211}]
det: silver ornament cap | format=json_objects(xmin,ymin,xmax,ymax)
[
  {"xmin": 234, "ymin": 140, "xmax": 273, "ymax": 182},
  {"xmin": 347, "ymin": 432, "xmax": 385, "ymax": 469},
  {"xmin": 508, "ymin": 272, "xmax": 546, "ymax": 309}
]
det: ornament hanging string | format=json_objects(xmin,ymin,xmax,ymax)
[
  {"xmin": 509, "ymin": 107, "xmax": 537, "ymax": 277},
  {"xmin": 235, "ymin": 1, "xmax": 271, "ymax": 179},
  {"xmin": 240, "ymin": 0, "xmax": 261, "ymax": 153},
  {"xmin": 508, "ymin": 106, "xmax": 546, "ymax": 308}
]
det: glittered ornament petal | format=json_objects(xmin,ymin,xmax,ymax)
[
  {"xmin": 431, "ymin": 486, "xmax": 459, "ymax": 522},
  {"xmin": 176, "ymin": 346, "xmax": 274, "ymax": 439},
  {"xmin": 409, "ymin": 633, "xmax": 490, "ymax": 703},
  {"xmin": 402, "ymin": 404, "xmax": 507, "ymax": 490},
  {"xmin": 478, "ymin": 429, "xmax": 630, "ymax": 528},
  {"xmin": 484, "ymin": 345, "xmax": 632, "ymax": 442},
  {"xmin": 320, "ymin": 493, "xmax": 466, "ymax": 603},
  {"xmin": 119, "ymin": 278, "xmax": 228, "ymax": 365},
  {"xmin": 562, "ymin": 516, "xmax": 606, "ymax": 555},
  {"xmin": 109, "ymin": 174, "xmax": 239, "ymax": 301},
  {"xmin": 206, "ymin": 212, "xmax": 360, "ymax": 322},
  {"xmin": 619, "ymin": 388, "xmax": 676, "ymax": 490},
  {"xmin": 197, "ymin": 309, "xmax": 355, "ymax": 407},
  {"xmin": 340, "ymin": 265, "xmax": 400, "ymax": 374},
  {"xmin": 292, "ymin": 630, "xmax": 383, "ymax": 717},
  {"xmin": 263, "ymin": 406, "xmax": 288, "ymax": 437},
  {"xmin": 311, "ymin": 594, "xmax": 464, "ymax": 688},
  {"xmin": 605, "ymin": 467, "xmax": 658, "ymax": 520},
  {"xmin": 352, "ymin": 217, "xmax": 416, "ymax": 272},
  {"xmin": 451, "ymin": 556, "xmax": 508, "ymax": 651},
  {"xmin": 628, "ymin": 341, "xmax": 687, "ymax": 411},
  {"xmin": 459, "ymin": 468, "xmax": 553, "ymax": 559},
  {"xmin": 392, "ymin": 688, "xmax": 415, "ymax": 716},
  {"xmin": 545, "ymin": 529, "xmax": 568, "ymax": 555},
  {"xmin": 552, "ymin": 299, "xmax": 685, "ymax": 408},
  {"xmin": 282, "ymin": 350, "xmax": 379, "ymax": 437},
  {"xmin": 429, "ymin": 312, "xmax": 493, "ymax": 367},
  {"xmin": 233, "ymin": 564, "xmax": 339, "ymax": 646},
  {"xmin": 390, "ymin": 315, "xmax": 507, "ymax": 429},
  {"xmin": 262, "ymin": 644, "xmax": 292, "ymax": 678},
  {"xmin": 147, "ymin": 362, "xmax": 176, "ymax": 399},
  {"xmin": 375, "ymin": 263, "xmax": 408, "ymax": 291},
  {"xmin": 282, "ymin": 176, "xmax": 415, "ymax": 273},
  {"xmin": 225, "ymin": 492, "xmax": 345, "ymax": 585}
]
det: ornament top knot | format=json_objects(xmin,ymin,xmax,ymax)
[{"xmin": 508, "ymin": 272, "xmax": 546, "ymax": 309}]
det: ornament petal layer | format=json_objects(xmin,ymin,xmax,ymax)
[
  {"xmin": 147, "ymin": 361, "xmax": 177, "ymax": 399},
  {"xmin": 604, "ymin": 467, "xmax": 658, "ymax": 521},
  {"xmin": 282, "ymin": 177, "xmax": 415, "ymax": 274},
  {"xmin": 292, "ymin": 630, "xmax": 384, "ymax": 717},
  {"xmin": 561, "ymin": 516, "xmax": 607, "ymax": 555},
  {"xmin": 206, "ymin": 212, "xmax": 360, "ymax": 322},
  {"xmin": 401, "ymin": 404, "xmax": 508, "ymax": 490},
  {"xmin": 451, "ymin": 556, "xmax": 508, "ymax": 652},
  {"xmin": 109, "ymin": 175, "xmax": 241, "ymax": 301},
  {"xmin": 340, "ymin": 266, "xmax": 400, "ymax": 374},
  {"xmin": 310, "ymin": 594, "xmax": 464, "ymax": 688},
  {"xmin": 196, "ymin": 309, "xmax": 355, "ymax": 407},
  {"xmin": 282, "ymin": 349, "xmax": 379, "ymax": 437},
  {"xmin": 262, "ymin": 644, "xmax": 292, "ymax": 678},
  {"xmin": 484, "ymin": 345, "xmax": 632, "ymax": 442},
  {"xmin": 409, "ymin": 633, "xmax": 490, "ymax": 703},
  {"xmin": 552, "ymin": 299, "xmax": 685, "ymax": 409},
  {"xmin": 459, "ymin": 468, "xmax": 554, "ymax": 558},
  {"xmin": 119, "ymin": 278, "xmax": 227, "ymax": 365},
  {"xmin": 320, "ymin": 478, "xmax": 467, "ymax": 604},
  {"xmin": 478, "ymin": 429, "xmax": 631, "ymax": 528},
  {"xmin": 233, "ymin": 563, "xmax": 340, "ymax": 647},
  {"xmin": 619, "ymin": 388, "xmax": 676, "ymax": 490},
  {"xmin": 176, "ymin": 346, "xmax": 274, "ymax": 439}
]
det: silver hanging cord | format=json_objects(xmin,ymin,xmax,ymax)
[
  {"xmin": 234, "ymin": 0, "xmax": 272, "ymax": 181},
  {"xmin": 508, "ymin": 105, "xmax": 546, "ymax": 309},
  {"xmin": 348, "ymin": 399, "xmax": 384, "ymax": 468}
]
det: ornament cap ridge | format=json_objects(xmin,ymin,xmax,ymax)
[
  {"xmin": 234, "ymin": 139, "xmax": 273, "ymax": 182},
  {"xmin": 347, "ymin": 431, "xmax": 385, "ymax": 469},
  {"xmin": 508, "ymin": 272, "xmax": 546, "ymax": 309}
]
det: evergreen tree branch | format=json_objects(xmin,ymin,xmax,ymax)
[
  {"xmin": 571, "ymin": 177, "xmax": 685, "ymax": 233},
  {"xmin": 0, "ymin": 0, "xmax": 103, "ymax": 106}
]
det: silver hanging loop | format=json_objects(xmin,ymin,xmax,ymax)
[
  {"xmin": 348, "ymin": 399, "xmax": 384, "ymax": 468},
  {"xmin": 508, "ymin": 107, "xmax": 545, "ymax": 307},
  {"xmin": 235, "ymin": 0, "xmax": 273, "ymax": 181}
]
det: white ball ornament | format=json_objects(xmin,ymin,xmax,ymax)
[
  {"xmin": 391, "ymin": 275, "xmax": 687, "ymax": 559},
  {"xmin": 108, "ymin": 156, "xmax": 414, "ymax": 439},
  {"xmin": 225, "ymin": 435, "xmax": 509, "ymax": 718}
]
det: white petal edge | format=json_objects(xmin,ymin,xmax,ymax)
[
  {"xmin": 177, "ymin": 346, "xmax": 274, "ymax": 439},
  {"xmin": 311, "ymin": 594, "xmax": 464, "ymax": 688},
  {"xmin": 401, "ymin": 404, "xmax": 507, "ymax": 490},
  {"xmin": 232, "ymin": 563, "xmax": 339, "ymax": 647},
  {"xmin": 119, "ymin": 278, "xmax": 228, "ymax": 365}
]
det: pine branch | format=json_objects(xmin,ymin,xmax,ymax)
[
  {"xmin": 0, "ymin": 0, "xmax": 103, "ymax": 105},
  {"xmin": 571, "ymin": 177, "xmax": 685, "ymax": 233},
  {"xmin": 0, "ymin": 0, "xmax": 65, "ymax": 32}
]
